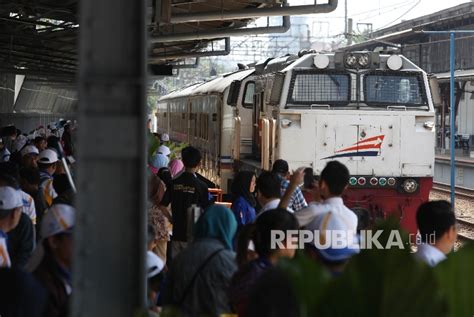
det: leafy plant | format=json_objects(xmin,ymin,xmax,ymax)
[
  {"xmin": 275, "ymin": 219, "xmax": 474, "ymax": 317},
  {"xmin": 434, "ymin": 243, "xmax": 474, "ymax": 317}
]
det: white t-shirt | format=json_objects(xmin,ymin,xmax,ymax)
[
  {"xmin": 257, "ymin": 199, "xmax": 294, "ymax": 218},
  {"xmin": 295, "ymin": 197, "xmax": 358, "ymax": 232}
]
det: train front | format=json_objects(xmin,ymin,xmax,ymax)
[{"xmin": 275, "ymin": 51, "xmax": 436, "ymax": 234}]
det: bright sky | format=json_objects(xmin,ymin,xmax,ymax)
[
  {"xmin": 292, "ymin": 0, "xmax": 469, "ymax": 33},
  {"xmin": 217, "ymin": 0, "xmax": 471, "ymax": 68}
]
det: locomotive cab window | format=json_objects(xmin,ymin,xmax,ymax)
[
  {"xmin": 364, "ymin": 72, "xmax": 427, "ymax": 108},
  {"xmin": 287, "ymin": 71, "xmax": 350, "ymax": 106},
  {"xmin": 242, "ymin": 81, "xmax": 255, "ymax": 109}
]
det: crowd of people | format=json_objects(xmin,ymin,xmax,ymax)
[
  {"xmin": 0, "ymin": 121, "xmax": 76, "ymax": 317},
  {"xmin": 144, "ymin": 132, "xmax": 459, "ymax": 316},
  {"xmin": 0, "ymin": 122, "xmax": 460, "ymax": 317}
]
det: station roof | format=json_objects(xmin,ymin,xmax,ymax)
[
  {"xmin": 342, "ymin": 2, "xmax": 474, "ymax": 52},
  {"xmin": 0, "ymin": 0, "xmax": 283, "ymax": 80},
  {"xmin": 436, "ymin": 69, "xmax": 474, "ymax": 83},
  {"xmin": 0, "ymin": 0, "xmax": 281, "ymax": 114},
  {"xmin": 0, "ymin": 0, "xmax": 339, "ymax": 114}
]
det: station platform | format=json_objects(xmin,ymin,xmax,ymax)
[
  {"xmin": 435, "ymin": 154, "xmax": 474, "ymax": 166},
  {"xmin": 434, "ymin": 150, "xmax": 474, "ymax": 189}
]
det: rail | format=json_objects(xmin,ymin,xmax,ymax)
[
  {"xmin": 432, "ymin": 181, "xmax": 474, "ymax": 200},
  {"xmin": 456, "ymin": 218, "xmax": 474, "ymax": 242}
]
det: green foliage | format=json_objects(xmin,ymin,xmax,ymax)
[
  {"xmin": 148, "ymin": 95, "xmax": 159, "ymax": 111},
  {"xmin": 434, "ymin": 243, "xmax": 474, "ymax": 317},
  {"xmin": 148, "ymin": 132, "xmax": 160, "ymax": 161},
  {"xmin": 318, "ymin": 247, "xmax": 447, "ymax": 317},
  {"xmin": 167, "ymin": 142, "xmax": 188, "ymax": 160},
  {"xmin": 276, "ymin": 220, "xmax": 474, "ymax": 316},
  {"xmin": 278, "ymin": 254, "xmax": 332, "ymax": 317}
]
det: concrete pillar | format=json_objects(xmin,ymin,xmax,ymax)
[{"xmin": 72, "ymin": 0, "xmax": 147, "ymax": 315}]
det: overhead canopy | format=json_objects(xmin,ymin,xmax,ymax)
[
  {"xmin": 0, "ymin": 0, "xmax": 338, "ymax": 113},
  {"xmin": 436, "ymin": 69, "xmax": 474, "ymax": 83}
]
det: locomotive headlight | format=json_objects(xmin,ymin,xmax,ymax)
[
  {"xmin": 387, "ymin": 55, "xmax": 403, "ymax": 70},
  {"xmin": 313, "ymin": 54, "xmax": 330, "ymax": 69},
  {"xmin": 387, "ymin": 178, "xmax": 396, "ymax": 186},
  {"xmin": 358, "ymin": 54, "xmax": 370, "ymax": 67},
  {"xmin": 345, "ymin": 54, "xmax": 357, "ymax": 67},
  {"xmin": 402, "ymin": 179, "xmax": 418, "ymax": 193}
]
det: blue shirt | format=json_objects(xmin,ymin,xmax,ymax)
[{"xmin": 231, "ymin": 196, "xmax": 256, "ymax": 227}]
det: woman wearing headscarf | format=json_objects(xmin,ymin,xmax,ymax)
[
  {"xmin": 162, "ymin": 205, "xmax": 238, "ymax": 317},
  {"xmin": 148, "ymin": 172, "xmax": 172, "ymax": 263},
  {"xmin": 148, "ymin": 153, "xmax": 169, "ymax": 175},
  {"xmin": 169, "ymin": 159, "xmax": 184, "ymax": 178},
  {"xmin": 231, "ymin": 171, "xmax": 257, "ymax": 228}
]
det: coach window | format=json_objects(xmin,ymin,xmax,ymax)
[{"xmin": 243, "ymin": 81, "xmax": 255, "ymax": 109}]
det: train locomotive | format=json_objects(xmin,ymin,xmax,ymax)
[{"xmin": 157, "ymin": 51, "xmax": 437, "ymax": 234}]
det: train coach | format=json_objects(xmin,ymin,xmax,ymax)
[{"xmin": 157, "ymin": 51, "xmax": 439, "ymax": 234}]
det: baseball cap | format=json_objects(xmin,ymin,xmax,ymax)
[
  {"xmin": 272, "ymin": 159, "xmax": 289, "ymax": 174},
  {"xmin": 160, "ymin": 133, "xmax": 170, "ymax": 142},
  {"xmin": 40, "ymin": 204, "xmax": 75, "ymax": 238},
  {"xmin": 0, "ymin": 186, "xmax": 23, "ymax": 210},
  {"xmin": 306, "ymin": 211, "xmax": 360, "ymax": 262},
  {"xmin": 157, "ymin": 145, "xmax": 171, "ymax": 156},
  {"xmin": 146, "ymin": 251, "xmax": 164, "ymax": 278},
  {"xmin": 21, "ymin": 145, "xmax": 39, "ymax": 157},
  {"xmin": 38, "ymin": 149, "xmax": 59, "ymax": 164}
]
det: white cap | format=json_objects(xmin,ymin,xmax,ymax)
[
  {"xmin": 38, "ymin": 149, "xmax": 59, "ymax": 164},
  {"xmin": 0, "ymin": 186, "xmax": 23, "ymax": 210},
  {"xmin": 40, "ymin": 204, "xmax": 75, "ymax": 238},
  {"xmin": 306, "ymin": 211, "xmax": 360, "ymax": 262},
  {"xmin": 160, "ymin": 133, "xmax": 170, "ymax": 142},
  {"xmin": 21, "ymin": 145, "xmax": 39, "ymax": 157},
  {"xmin": 13, "ymin": 135, "xmax": 28, "ymax": 153},
  {"xmin": 146, "ymin": 251, "xmax": 164, "ymax": 278},
  {"xmin": 157, "ymin": 145, "xmax": 171, "ymax": 156}
]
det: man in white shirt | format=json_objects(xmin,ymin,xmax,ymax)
[
  {"xmin": 415, "ymin": 200, "xmax": 456, "ymax": 267},
  {"xmin": 256, "ymin": 171, "xmax": 293, "ymax": 215},
  {"xmin": 280, "ymin": 161, "xmax": 357, "ymax": 232}
]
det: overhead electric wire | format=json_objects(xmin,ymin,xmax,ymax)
[{"xmin": 376, "ymin": 0, "xmax": 421, "ymax": 30}]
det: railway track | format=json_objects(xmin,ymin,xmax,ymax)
[
  {"xmin": 457, "ymin": 218, "xmax": 474, "ymax": 242},
  {"xmin": 432, "ymin": 181, "xmax": 474, "ymax": 200}
]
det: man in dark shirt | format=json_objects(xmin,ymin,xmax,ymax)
[
  {"xmin": 7, "ymin": 212, "xmax": 34, "ymax": 268},
  {"xmin": 169, "ymin": 146, "xmax": 212, "ymax": 259}
]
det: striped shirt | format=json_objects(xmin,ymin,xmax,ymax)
[{"xmin": 280, "ymin": 178, "xmax": 308, "ymax": 212}]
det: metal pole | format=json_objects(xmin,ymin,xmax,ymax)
[
  {"xmin": 449, "ymin": 32, "xmax": 456, "ymax": 207},
  {"xmin": 73, "ymin": 0, "xmax": 147, "ymax": 315},
  {"xmin": 344, "ymin": 0, "xmax": 348, "ymax": 43}
]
